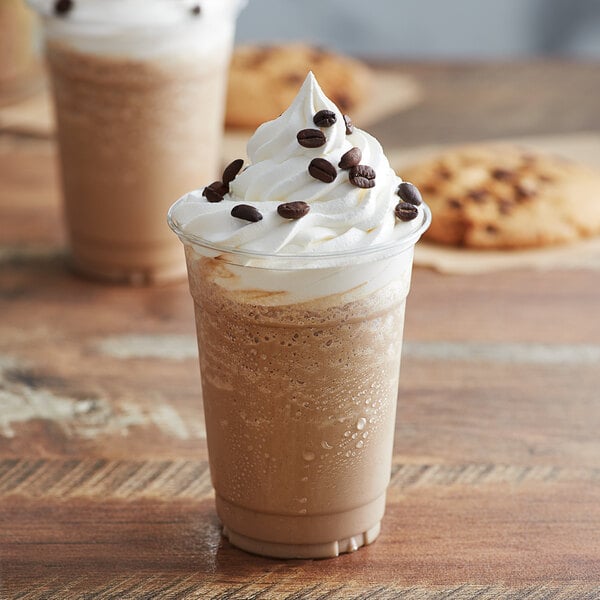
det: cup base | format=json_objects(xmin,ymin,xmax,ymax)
[
  {"xmin": 216, "ymin": 492, "xmax": 386, "ymax": 559},
  {"xmin": 69, "ymin": 255, "xmax": 187, "ymax": 286},
  {"xmin": 222, "ymin": 521, "xmax": 381, "ymax": 559}
]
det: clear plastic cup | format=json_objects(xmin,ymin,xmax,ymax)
[
  {"xmin": 0, "ymin": 0, "xmax": 41, "ymax": 106},
  {"xmin": 169, "ymin": 198, "xmax": 431, "ymax": 558},
  {"xmin": 29, "ymin": 0, "xmax": 245, "ymax": 284}
]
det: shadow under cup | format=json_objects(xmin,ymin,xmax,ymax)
[
  {"xmin": 169, "ymin": 202, "xmax": 431, "ymax": 558},
  {"xmin": 33, "ymin": 1, "xmax": 243, "ymax": 284}
]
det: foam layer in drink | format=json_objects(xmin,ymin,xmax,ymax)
[{"xmin": 187, "ymin": 252, "xmax": 409, "ymax": 557}]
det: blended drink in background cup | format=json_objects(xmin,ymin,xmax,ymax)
[
  {"xmin": 28, "ymin": 0, "xmax": 245, "ymax": 284},
  {"xmin": 169, "ymin": 73, "xmax": 430, "ymax": 558},
  {"xmin": 0, "ymin": 0, "xmax": 41, "ymax": 106}
]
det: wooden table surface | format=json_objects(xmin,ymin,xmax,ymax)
[{"xmin": 2, "ymin": 62, "xmax": 600, "ymax": 599}]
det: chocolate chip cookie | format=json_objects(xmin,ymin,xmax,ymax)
[
  {"xmin": 402, "ymin": 144, "xmax": 600, "ymax": 249},
  {"xmin": 226, "ymin": 43, "xmax": 371, "ymax": 129}
]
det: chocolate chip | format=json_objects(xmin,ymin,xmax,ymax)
[
  {"xmin": 395, "ymin": 202, "xmax": 419, "ymax": 221},
  {"xmin": 277, "ymin": 201, "xmax": 310, "ymax": 220},
  {"xmin": 202, "ymin": 181, "xmax": 227, "ymax": 203},
  {"xmin": 231, "ymin": 204, "xmax": 263, "ymax": 222},
  {"xmin": 499, "ymin": 199, "xmax": 514, "ymax": 214},
  {"xmin": 222, "ymin": 159, "xmax": 244, "ymax": 186},
  {"xmin": 396, "ymin": 182, "xmax": 422, "ymax": 206},
  {"xmin": 308, "ymin": 158, "xmax": 337, "ymax": 183},
  {"xmin": 491, "ymin": 168, "xmax": 513, "ymax": 181},
  {"xmin": 190, "ymin": 4, "xmax": 201, "ymax": 15},
  {"xmin": 514, "ymin": 182, "xmax": 536, "ymax": 200},
  {"xmin": 468, "ymin": 189, "xmax": 487, "ymax": 202},
  {"xmin": 485, "ymin": 224, "xmax": 499, "ymax": 234},
  {"xmin": 54, "ymin": 0, "xmax": 73, "ymax": 15},
  {"xmin": 343, "ymin": 115, "xmax": 354, "ymax": 135},
  {"xmin": 333, "ymin": 94, "xmax": 351, "ymax": 111},
  {"xmin": 349, "ymin": 165, "xmax": 376, "ymax": 188},
  {"xmin": 284, "ymin": 73, "xmax": 304, "ymax": 85},
  {"xmin": 313, "ymin": 110, "xmax": 337, "ymax": 128},
  {"xmin": 437, "ymin": 166, "xmax": 452, "ymax": 180},
  {"xmin": 297, "ymin": 129, "xmax": 326, "ymax": 149},
  {"xmin": 338, "ymin": 147, "xmax": 361, "ymax": 170},
  {"xmin": 448, "ymin": 198, "xmax": 462, "ymax": 209}
]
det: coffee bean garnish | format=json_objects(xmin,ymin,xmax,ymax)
[
  {"xmin": 491, "ymin": 168, "xmax": 513, "ymax": 181},
  {"xmin": 231, "ymin": 204, "xmax": 263, "ymax": 222},
  {"xmin": 396, "ymin": 182, "xmax": 422, "ymax": 206},
  {"xmin": 338, "ymin": 147, "xmax": 361, "ymax": 170},
  {"xmin": 349, "ymin": 165, "xmax": 376, "ymax": 188},
  {"xmin": 297, "ymin": 129, "xmax": 326, "ymax": 149},
  {"xmin": 222, "ymin": 158, "xmax": 244, "ymax": 186},
  {"xmin": 54, "ymin": 0, "xmax": 73, "ymax": 15},
  {"xmin": 202, "ymin": 181, "xmax": 227, "ymax": 203},
  {"xmin": 313, "ymin": 110, "xmax": 337, "ymax": 128},
  {"xmin": 395, "ymin": 202, "xmax": 419, "ymax": 221},
  {"xmin": 190, "ymin": 4, "xmax": 201, "ymax": 16},
  {"xmin": 277, "ymin": 201, "xmax": 310, "ymax": 220},
  {"xmin": 308, "ymin": 158, "xmax": 337, "ymax": 183},
  {"xmin": 343, "ymin": 114, "xmax": 354, "ymax": 135}
]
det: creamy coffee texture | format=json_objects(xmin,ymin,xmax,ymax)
[{"xmin": 169, "ymin": 72, "xmax": 429, "ymax": 558}]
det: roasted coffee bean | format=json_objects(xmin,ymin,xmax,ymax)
[
  {"xmin": 222, "ymin": 159, "xmax": 244, "ymax": 186},
  {"xmin": 277, "ymin": 201, "xmax": 310, "ymax": 220},
  {"xmin": 343, "ymin": 114, "xmax": 354, "ymax": 135},
  {"xmin": 338, "ymin": 147, "xmax": 361, "ymax": 170},
  {"xmin": 349, "ymin": 165, "xmax": 376, "ymax": 188},
  {"xmin": 297, "ymin": 129, "xmax": 326, "ymax": 148},
  {"xmin": 190, "ymin": 4, "xmax": 201, "ymax": 15},
  {"xmin": 54, "ymin": 0, "xmax": 73, "ymax": 15},
  {"xmin": 308, "ymin": 158, "xmax": 337, "ymax": 183},
  {"xmin": 395, "ymin": 202, "xmax": 419, "ymax": 221},
  {"xmin": 202, "ymin": 181, "xmax": 227, "ymax": 203},
  {"xmin": 396, "ymin": 182, "xmax": 422, "ymax": 206},
  {"xmin": 231, "ymin": 204, "xmax": 263, "ymax": 222},
  {"xmin": 313, "ymin": 110, "xmax": 337, "ymax": 127}
]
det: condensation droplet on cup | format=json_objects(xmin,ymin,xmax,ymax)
[
  {"xmin": 299, "ymin": 509, "xmax": 307, "ymax": 515},
  {"xmin": 357, "ymin": 417, "xmax": 366, "ymax": 430},
  {"xmin": 321, "ymin": 440, "xmax": 333, "ymax": 450},
  {"xmin": 356, "ymin": 440, "xmax": 364, "ymax": 449},
  {"xmin": 303, "ymin": 451, "xmax": 315, "ymax": 461},
  {"xmin": 344, "ymin": 431, "xmax": 351, "ymax": 437}
]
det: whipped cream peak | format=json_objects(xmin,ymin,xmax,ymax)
[{"xmin": 170, "ymin": 72, "xmax": 428, "ymax": 258}]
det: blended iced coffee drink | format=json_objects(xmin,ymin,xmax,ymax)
[
  {"xmin": 0, "ymin": 0, "xmax": 40, "ymax": 105},
  {"xmin": 169, "ymin": 73, "xmax": 430, "ymax": 558},
  {"xmin": 29, "ymin": 0, "xmax": 244, "ymax": 283}
]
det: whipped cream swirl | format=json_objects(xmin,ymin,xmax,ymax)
[{"xmin": 172, "ymin": 72, "xmax": 424, "ymax": 255}]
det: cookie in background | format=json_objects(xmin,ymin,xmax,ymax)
[
  {"xmin": 226, "ymin": 43, "xmax": 372, "ymax": 129},
  {"xmin": 402, "ymin": 144, "xmax": 600, "ymax": 249}
]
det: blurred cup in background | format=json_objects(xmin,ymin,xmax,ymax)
[
  {"xmin": 0, "ymin": 0, "xmax": 41, "ymax": 106},
  {"xmin": 28, "ymin": 0, "xmax": 245, "ymax": 284}
]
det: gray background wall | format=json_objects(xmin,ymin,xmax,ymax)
[{"xmin": 236, "ymin": 0, "xmax": 600, "ymax": 59}]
